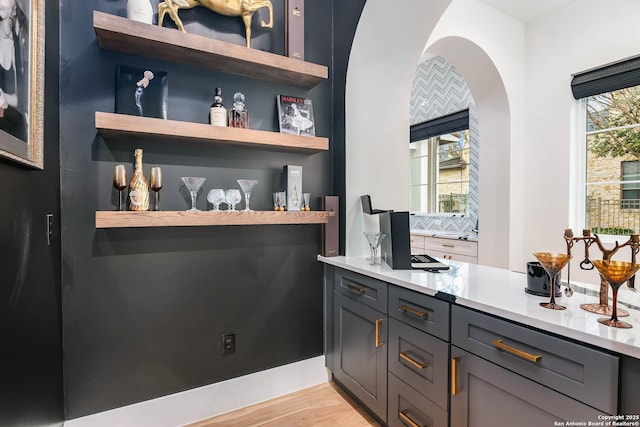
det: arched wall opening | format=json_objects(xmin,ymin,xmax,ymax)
[{"xmin": 345, "ymin": 0, "xmax": 520, "ymax": 269}]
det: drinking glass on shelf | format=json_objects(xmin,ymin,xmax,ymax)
[
  {"xmin": 225, "ymin": 189, "xmax": 242, "ymax": 211},
  {"xmin": 150, "ymin": 167, "xmax": 162, "ymax": 211},
  {"xmin": 302, "ymin": 193, "xmax": 311, "ymax": 211},
  {"xmin": 237, "ymin": 179, "xmax": 259, "ymax": 211},
  {"xmin": 273, "ymin": 192, "xmax": 283, "ymax": 211},
  {"xmin": 207, "ymin": 188, "xmax": 226, "ymax": 211},
  {"xmin": 278, "ymin": 191, "xmax": 286, "ymax": 211},
  {"xmin": 181, "ymin": 177, "xmax": 206, "ymax": 211},
  {"xmin": 113, "ymin": 164, "xmax": 127, "ymax": 211}
]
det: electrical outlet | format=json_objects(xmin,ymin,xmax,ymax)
[
  {"xmin": 222, "ymin": 333, "xmax": 235, "ymax": 356},
  {"xmin": 434, "ymin": 219, "xmax": 442, "ymax": 226}
]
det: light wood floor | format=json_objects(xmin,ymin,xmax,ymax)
[{"xmin": 186, "ymin": 381, "xmax": 381, "ymax": 427}]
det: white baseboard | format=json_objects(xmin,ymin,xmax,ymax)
[{"xmin": 64, "ymin": 355, "xmax": 328, "ymax": 427}]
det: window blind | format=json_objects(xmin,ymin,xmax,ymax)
[
  {"xmin": 571, "ymin": 55, "xmax": 640, "ymax": 99},
  {"xmin": 410, "ymin": 109, "xmax": 469, "ymax": 142}
]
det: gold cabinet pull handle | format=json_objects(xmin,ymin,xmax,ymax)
[
  {"xmin": 451, "ymin": 357, "xmax": 460, "ymax": 395},
  {"xmin": 399, "ymin": 304, "xmax": 429, "ymax": 319},
  {"xmin": 399, "ymin": 410, "xmax": 422, "ymax": 427},
  {"xmin": 400, "ymin": 351, "xmax": 428, "ymax": 370},
  {"xmin": 442, "ymin": 243, "xmax": 455, "ymax": 248},
  {"xmin": 492, "ymin": 339, "xmax": 542, "ymax": 363},
  {"xmin": 375, "ymin": 318, "xmax": 384, "ymax": 348},
  {"xmin": 345, "ymin": 282, "xmax": 367, "ymax": 294}
]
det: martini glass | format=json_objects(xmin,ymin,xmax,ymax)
[
  {"xmin": 237, "ymin": 179, "xmax": 259, "ymax": 211},
  {"xmin": 591, "ymin": 260, "xmax": 640, "ymax": 328},
  {"xmin": 365, "ymin": 232, "xmax": 386, "ymax": 265},
  {"xmin": 181, "ymin": 177, "xmax": 206, "ymax": 211},
  {"xmin": 533, "ymin": 252, "xmax": 571, "ymax": 310}
]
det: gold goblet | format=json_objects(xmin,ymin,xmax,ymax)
[
  {"xmin": 150, "ymin": 167, "xmax": 162, "ymax": 211},
  {"xmin": 591, "ymin": 260, "xmax": 640, "ymax": 328},
  {"xmin": 533, "ymin": 252, "xmax": 571, "ymax": 310},
  {"xmin": 113, "ymin": 164, "xmax": 127, "ymax": 211}
]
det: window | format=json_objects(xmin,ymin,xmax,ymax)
[
  {"xmin": 409, "ymin": 129, "xmax": 470, "ymax": 214},
  {"xmin": 584, "ymin": 85, "xmax": 640, "ymax": 235}
]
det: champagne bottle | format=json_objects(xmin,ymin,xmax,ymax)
[
  {"xmin": 128, "ymin": 148, "xmax": 150, "ymax": 211},
  {"xmin": 209, "ymin": 87, "xmax": 227, "ymax": 127}
]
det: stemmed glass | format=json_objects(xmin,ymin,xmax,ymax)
[
  {"xmin": 237, "ymin": 179, "xmax": 259, "ymax": 211},
  {"xmin": 225, "ymin": 189, "xmax": 242, "ymax": 211},
  {"xmin": 150, "ymin": 167, "xmax": 162, "ymax": 211},
  {"xmin": 363, "ymin": 231, "xmax": 377, "ymax": 261},
  {"xmin": 113, "ymin": 164, "xmax": 127, "ymax": 211},
  {"xmin": 591, "ymin": 260, "xmax": 640, "ymax": 328},
  {"xmin": 365, "ymin": 232, "xmax": 386, "ymax": 265},
  {"xmin": 207, "ymin": 189, "xmax": 226, "ymax": 211},
  {"xmin": 533, "ymin": 252, "xmax": 571, "ymax": 310},
  {"xmin": 181, "ymin": 177, "xmax": 206, "ymax": 211}
]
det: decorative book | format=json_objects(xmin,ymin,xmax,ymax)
[{"xmin": 277, "ymin": 95, "xmax": 315, "ymax": 136}]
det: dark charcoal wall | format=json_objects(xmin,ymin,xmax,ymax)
[
  {"xmin": 60, "ymin": 0, "xmax": 333, "ymax": 419},
  {"xmin": 0, "ymin": 1, "xmax": 64, "ymax": 426}
]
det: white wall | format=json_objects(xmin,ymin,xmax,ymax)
[
  {"xmin": 524, "ymin": 0, "xmax": 640, "ymax": 288},
  {"xmin": 424, "ymin": 0, "xmax": 526, "ymax": 269},
  {"xmin": 346, "ymin": 0, "xmax": 525, "ymax": 270},
  {"xmin": 345, "ymin": 0, "xmax": 452, "ymax": 257}
]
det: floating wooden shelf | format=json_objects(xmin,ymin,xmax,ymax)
[
  {"xmin": 93, "ymin": 11, "xmax": 328, "ymax": 88},
  {"xmin": 95, "ymin": 210, "xmax": 335, "ymax": 228},
  {"xmin": 96, "ymin": 112, "xmax": 329, "ymax": 153}
]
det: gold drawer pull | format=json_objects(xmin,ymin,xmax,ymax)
[
  {"xmin": 345, "ymin": 282, "xmax": 367, "ymax": 294},
  {"xmin": 442, "ymin": 244, "xmax": 455, "ymax": 248},
  {"xmin": 492, "ymin": 339, "xmax": 542, "ymax": 363},
  {"xmin": 451, "ymin": 357, "xmax": 459, "ymax": 395},
  {"xmin": 399, "ymin": 410, "xmax": 422, "ymax": 427},
  {"xmin": 399, "ymin": 304, "xmax": 429, "ymax": 319},
  {"xmin": 375, "ymin": 318, "xmax": 384, "ymax": 348},
  {"xmin": 399, "ymin": 351, "xmax": 428, "ymax": 370}
]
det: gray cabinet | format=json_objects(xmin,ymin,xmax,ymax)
[
  {"xmin": 333, "ymin": 270, "xmax": 388, "ymax": 422},
  {"xmin": 450, "ymin": 305, "xmax": 618, "ymax": 426},
  {"xmin": 450, "ymin": 347, "xmax": 605, "ymax": 427}
]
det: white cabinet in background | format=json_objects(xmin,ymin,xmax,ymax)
[{"xmin": 410, "ymin": 234, "xmax": 478, "ymax": 264}]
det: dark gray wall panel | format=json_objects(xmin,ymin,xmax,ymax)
[
  {"xmin": 0, "ymin": 1, "xmax": 63, "ymax": 426},
  {"xmin": 61, "ymin": 0, "xmax": 333, "ymax": 418}
]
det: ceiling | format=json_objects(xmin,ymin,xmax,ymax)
[{"xmin": 476, "ymin": 0, "xmax": 575, "ymax": 22}]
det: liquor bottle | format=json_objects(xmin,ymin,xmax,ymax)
[
  {"xmin": 209, "ymin": 88, "xmax": 227, "ymax": 127},
  {"xmin": 229, "ymin": 92, "xmax": 249, "ymax": 129},
  {"xmin": 128, "ymin": 148, "xmax": 150, "ymax": 211}
]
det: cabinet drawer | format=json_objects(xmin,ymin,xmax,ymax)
[
  {"xmin": 388, "ymin": 318, "xmax": 448, "ymax": 409},
  {"xmin": 429, "ymin": 249, "xmax": 477, "ymax": 264},
  {"xmin": 389, "ymin": 286, "xmax": 449, "ymax": 341},
  {"xmin": 451, "ymin": 305, "xmax": 619, "ymax": 414},
  {"xmin": 335, "ymin": 268, "xmax": 387, "ymax": 313},
  {"xmin": 410, "ymin": 234, "xmax": 425, "ymax": 250},
  {"xmin": 424, "ymin": 236, "xmax": 477, "ymax": 257},
  {"xmin": 388, "ymin": 373, "xmax": 447, "ymax": 427}
]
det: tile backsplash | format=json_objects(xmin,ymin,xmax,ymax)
[{"xmin": 410, "ymin": 214, "xmax": 476, "ymax": 233}]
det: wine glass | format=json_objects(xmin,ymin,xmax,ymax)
[
  {"xmin": 113, "ymin": 164, "xmax": 127, "ymax": 211},
  {"xmin": 365, "ymin": 232, "xmax": 386, "ymax": 265},
  {"xmin": 237, "ymin": 179, "xmax": 259, "ymax": 211},
  {"xmin": 533, "ymin": 252, "xmax": 571, "ymax": 310},
  {"xmin": 181, "ymin": 177, "xmax": 206, "ymax": 211},
  {"xmin": 150, "ymin": 167, "xmax": 162, "ymax": 211},
  {"xmin": 207, "ymin": 188, "xmax": 226, "ymax": 211},
  {"xmin": 225, "ymin": 189, "xmax": 242, "ymax": 211},
  {"xmin": 591, "ymin": 260, "xmax": 640, "ymax": 328}
]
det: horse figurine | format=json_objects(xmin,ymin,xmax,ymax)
[{"xmin": 157, "ymin": 0, "xmax": 273, "ymax": 49}]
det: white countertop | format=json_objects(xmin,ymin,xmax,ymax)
[{"xmin": 318, "ymin": 255, "xmax": 640, "ymax": 359}]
